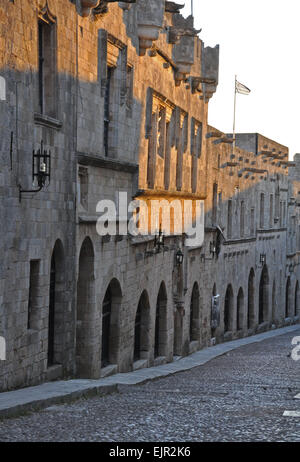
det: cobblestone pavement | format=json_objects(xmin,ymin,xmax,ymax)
[{"xmin": 0, "ymin": 329, "xmax": 299, "ymax": 442}]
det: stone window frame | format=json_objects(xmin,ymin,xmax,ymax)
[
  {"xmin": 146, "ymin": 89, "xmax": 174, "ymax": 189},
  {"xmin": 77, "ymin": 166, "xmax": 89, "ymax": 211},
  {"xmin": 36, "ymin": 3, "xmax": 58, "ymax": 119}
]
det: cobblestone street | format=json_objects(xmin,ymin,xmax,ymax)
[{"xmin": 0, "ymin": 329, "xmax": 299, "ymax": 442}]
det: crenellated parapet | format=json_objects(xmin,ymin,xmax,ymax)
[{"xmin": 201, "ymin": 45, "xmax": 219, "ymax": 101}]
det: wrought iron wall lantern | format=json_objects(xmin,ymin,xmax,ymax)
[
  {"xmin": 175, "ymin": 248, "xmax": 184, "ymax": 266},
  {"xmin": 19, "ymin": 140, "xmax": 51, "ymax": 202}
]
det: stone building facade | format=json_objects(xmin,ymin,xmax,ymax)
[{"xmin": 0, "ymin": 0, "xmax": 299, "ymax": 391}]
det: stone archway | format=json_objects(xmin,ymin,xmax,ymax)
[
  {"xmin": 190, "ymin": 282, "xmax": 200, "ymax": 342},
  {"xmin": 259, "ymin": 265, "xmax": 269, "ymax": 324},
  {"xmin": 224, "ymin": 284, "xmax": 234, "ymax": 333},
  {"xmin": 48, "ymin": 239, "xmax": 65, "ymax": 368},
  {"xmin": 134, "ymin": 290, "xmax": 151, "ymax": 361},
  {"xmin": 101, "ymin": 278, "xmax": 122, "ymax": 368},
  {"xmin": 76, "ymin": 237, "xmax": 96, "ymax": 378},
  {"xmin": 285, "ymin": 277, "xmax": 291, "ymax": 318},
  {"xmin": 295, "ymin": 281, "xmax": 300, "ymax": 317},
  {"xmin": 247, "ymin": 269, "xmax": 255, "ymax": 329},
  {"xmin": 272, "ymin": 280, "xmax": 276, "ymax": 323},
  {"xmin": 154, "ymin": 282, "xmax": 168, "ymax": 358},
  {"xmin": 237, "ymin": 288, "xmax": 244, "ymax": 331}
]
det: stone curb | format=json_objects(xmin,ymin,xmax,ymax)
[{"xmin": 0, "ymin": 324, "xmax": 299, "ymax": 420}]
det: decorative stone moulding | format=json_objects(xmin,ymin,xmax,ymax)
[
  {"xmin": 201, "ymin": 44, "xmax": 220, "ymax": 101},
  {"xmin": 137, "ymin": 0, "xmax": 165, "ymax": 56}
]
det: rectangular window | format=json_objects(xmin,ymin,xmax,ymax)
[
  {"xmin": 269, "ymin": 194, "xmax": 274, "ymax": 228},
  {"xmin": 227, "ymin": 200, "xmax": 232, "ymax": 239},
  {"xmin": 212, "ymin": 184, "xmax": 218, "ymax": 225},
  {"xmin": 250, "ymin": 207, "xmax": 255, "ymax": 235},
  {"xmin": 197, "ymin": 123, "xmax": 203, "ymax": 158},
  {"xmin": 240, "ymin": 201, "xmax": 245, "ymax": 237},
  {"xmin": 78, "ymin": 167, "xmax": 88, "ymax": 210},
  {"xmin": 260, "ymin": 193, "xmax": 265, "ymax": 229},
  {"xmin": 38, "ymin": 20, "xmax": 56, "ymax": 117},
  {"xmin": 126, "ymin": 65, "xmax": 133, "ymax": 116},
  {"xmin": 28, "ymin": 260, "xmax": 40, "ymax": 330},
  {"xmin": 103, "ymin": 66, "xmax": 114, "ymax": 157}
]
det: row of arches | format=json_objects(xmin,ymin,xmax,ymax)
[
  {"xmin": 46, "ymin": 238, "xmax": 300, "ymax": 378},
  {"xmin": 223, "ymin": 265, "xmax": 300, "ymax": 334}
]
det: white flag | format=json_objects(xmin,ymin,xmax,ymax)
[{"xmin": 235, "ymin": 80, "xmax": 251, "ymax": 95}]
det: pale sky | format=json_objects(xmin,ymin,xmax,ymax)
[{"xmin": 182, "ymin": 0, "xmax": 300, "ymax": 158}]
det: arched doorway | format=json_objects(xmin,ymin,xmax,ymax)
[
  {"xmin": 76, "ymin": 237, "xmax": 95, "ymax": 378},
  {"xmin": 134, "ymin": 290, "xmax": 150, "ymax": 361},
  {"xmin": 272, "ymin": 280, "xmax": 276, "ymax": 323},
  {"xmin": 190, "ymin": 282, "xmax": 200, "ymax": 342},
  {"xmin": 224, "ymin": 285, "xmax": 234, "ymax": 333},
  {"xmin": 247, "ymin": 269, "xmax": 255, "ymax": 329},
  {"xmin": 237, "ymin": 288, "xmax": 244, "ymax": 331},
  {"xmin": 48, "ymin": 240, "xmax": 65, "ymax": 368},
  {"xmin": 101, "ymin": 278, "xmax": 122, "ymax": 368},
  {"xmin": 154, "ymin": 282, "xmax": 168, "ymax": 358},
  {"xmin": 295, "ymin": 281, "xmax": 300, "ymax": 317},
  {"xmin": 285, "ymin": 277, "xmax": 291, "ymax": 318},
  {"xmin": 259, "ymin": 265, "xmax": 269, "ymax": 324}
]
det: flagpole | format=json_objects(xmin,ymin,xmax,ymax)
[
  {"xmin": 191, "ymin": 0, "xmax": 194, "ymax": 16},
  {"xmin": 233, "ymin": 74, "xmax": 237, "ymax": 152}
]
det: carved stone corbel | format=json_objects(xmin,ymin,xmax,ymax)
[
  {"xmin": 137, "ymin": 0, "xmax": 165, "ymax": 56},
  {"xmin": 79, "ymin": 0, "xmax": 100, "ymax": 17}
]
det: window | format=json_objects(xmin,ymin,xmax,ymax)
[
  {"xmin": 240, "ymin": 201, "xmax": 245, "ymax": 237},
  {"xmin": 260, "ymin": 193, "xmax": 265, "ymax": 229},
  {"xmin": 28, "ymin": 260, "xmax": 40, "ymax": 330},
  {"xmin": 269, "ymin": 194, "xmax": 274, "ymax": 228},
  {"xmin": 212, "ymin": 184, "xmax": 218, "ymax": 225},
  {"xmin": 126, "ymin": 65, "xmax": 133, "ymax": 116},
  {"xmin": 157, "ymin": 106, "xmax": 167, "ymax": 158},
  {"xmin": 196, "ymin": 123, "xmax": 203, "ymax": 158},
  {"xmin": 250, "ymin": 207, "xmax": 255, "ymax": 235},
  {"xmin": 38, "ymin": 18, "xmax": 57, "ymax": 116},
  {"xmin": 227, "ymin": 200, "xmax": 232, "ymax": 239},
  {"xmin": 103, "ymin": 66, "xmax": 114, "ymax": 157},
  {"xmin": 78, "ymin": 167, "xmax": 88, "ymax": 210}
]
